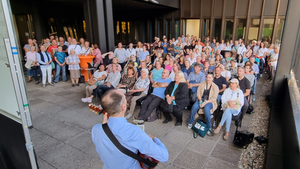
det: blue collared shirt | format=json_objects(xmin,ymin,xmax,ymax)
[{"xmin": 92, "ymin": 117, "xmax": 169, "ymax": 169}]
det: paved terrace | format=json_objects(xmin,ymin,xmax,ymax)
[{"xmin": 27, "ymin": 76, "xmax": 264, "ymax": 169}]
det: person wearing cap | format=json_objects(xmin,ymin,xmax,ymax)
[
  {"xmin": 186, "ymin": 63, "xmax": 206, "ymax": 103},
  {"xmin": 214, "ymin": 78, "xmax": 244, "ymax": 141}
]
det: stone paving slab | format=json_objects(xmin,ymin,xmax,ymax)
[{"xmin": 25, "ymin": 77, "xmax": 264, "ymax": 169}]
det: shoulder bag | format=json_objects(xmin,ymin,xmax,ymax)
[{"xmin": 102, "ymin": 123, "xmax": 159, "ymax": 169}]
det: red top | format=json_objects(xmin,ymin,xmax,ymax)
[{"xmin": 47, "ymin": 45, "xmax": 58, "ymax": 56}]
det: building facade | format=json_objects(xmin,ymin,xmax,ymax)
[{"xmin": 10, "ymin": 0, "xmax": 288, "ymax": 54}]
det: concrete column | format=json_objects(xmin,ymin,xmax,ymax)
[
  {"xmin": 95, "ymin": 0, "xmax": 107, "ymax": 52},
  {"xmin": 104, "ymin": 0, "xmax": 115, "ymax": 51}
]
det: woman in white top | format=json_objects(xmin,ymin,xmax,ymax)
[
  {"xmin": 84, "ymin": 65, "xmax": 107, "ymax": 98},
  {"xmin": 224, "ymin": 42, "xmax": 232, "ymax": 51},
  {"xmin": 80, "ymin": 41, "xmax": 91, "ymax": 55},
  {"xmin": 135, "ymin": 41, "xmax": 143, "ymax": 58},
  {"xmin": 169, "ymin": 62, "xmax": 181, "ymax": 81},
  {"xmin": 219, "ymin": 64, "xmax": 231, "ymax": 81},
  {"xmin": 256, "ymin": 41, "xmax": 267, "ymax": 59},
  {"xmin": 214, "ymin": 78, "xmax": 244, "ymax": 141},
  {"xmin": 26, "ymin": 45, "xmax": 40, "ymax": 83},
  {"xmin": 187, "ymin": 52, "xmax": 196, "ymax": 65},
  {"xmin": 219, "ymin": 40, "xmax": 226, "ymax": 50}
]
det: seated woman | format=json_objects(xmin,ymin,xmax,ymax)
[
  {"xmin": 178, "ymin": 55, "xmax": 186, "ymax": 71},
  {"xmin": 81, "ymin": 63, "xmax": 121, "ymax": 104},
  {"xmin": 187, "ymin": 73, "xmax": 219, "ymax": 136},
  {"xmin": 125, "ymin": 55, "xmax": 138, "ymax": 68},
  {"xmin": 116, "ymin": 67, "xmax": 136, "ymax": 94},
  {"xmin": 169, "ymin": 62, "xmax": 181, "ymax": 81},
  {"xmin": 124, "ymin": 68, "xmax": 151, "ymax": 119},
  {"xmin": 106, "ymin": 57, "xmax": 122, "ymax": 73},
  {"xmin": 236, "ymin": 54, "xmax": 245, "ymax": 67},
  {"xmin": 145, "ymin": 55, "xmax": 153, "ymax": 70},
  {"xmin": 123, "ymin": 61, "xmax": 137, "ymax": 77},
  {"xmin": 187, "ymin": 52, "xmax": 196, "ymax": 65},
  {"xmin": 214, "ymin": 78, "xmax": 244, "ymax": 141},
  {"xmin": 182, "ymin": 60, "xmax": 194, "ymax": 79},
  {"xmin": 136, "ymin": 61, "xmax": 150, "ymax": 79},
  {"xmin": 150, "ymin": 61, "xmax": 164, "ymax": 83},
  {"xmin": 160, "ymin": 71, "xmax": 190, "ymax": 126},
  {"xmin": 84, "ymin": 65, "xmax": 107, "ymax": 99},
  {"xmin": 164, "ymin": 56, "xmax": 174, "ymax": 72}
]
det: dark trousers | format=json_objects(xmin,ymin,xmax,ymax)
[
  {"xmin": 160, "ymin": 101, "xmax": 183, "ymax": 123},
  {"xmin": 120, "ymin": 62, "xmax": 126, "ymax": 70},
  {"xmin": 138, "ymin": 94, "xmax": 162, "ymax": 120},
  {"xmin": 241, "ymin": 97, "xmax": 249, "ymax": 117},
  {"xmin": 92, "ymin": 85, "xmax": 114, "ymax": 98}
]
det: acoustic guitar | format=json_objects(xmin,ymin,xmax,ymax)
[{"xmin": 138, "ymin": 152, "xmax": 159, "ymax": 169}]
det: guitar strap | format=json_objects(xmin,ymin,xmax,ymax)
[{"xmin": 102, "ymin": 123, "xmax": 157, "ymax": 168}]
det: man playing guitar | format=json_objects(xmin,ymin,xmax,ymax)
[{"xmin": 92, "ymin": 89, "xmax": 168, "ymax": 169}]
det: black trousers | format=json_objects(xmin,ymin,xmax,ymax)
[
  {"xmin": 138, "ymin": 94, "xmax": 162, "ymax": 120},
  {"xmin": 241, "ymin": 97, "xmax": 249, "ymax": 117},
  {"xmin": 92, "ymin": 85, "xmax": 114, "ymax": 98},
  {"xmin": 120, "ymin": 62, "xmax": 126, "ymax": 70},
  {"xmin": 160, "ymin": 101, "xmax": 183, "ymax": 123}
]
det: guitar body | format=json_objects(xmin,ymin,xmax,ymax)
[{"xmin": 138, "ymin": 152, "xmax": 159, "ymax": 169}]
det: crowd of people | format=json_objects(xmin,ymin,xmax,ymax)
[{"xmin": 24, "ymin": 34, "xmax": 279, "ymax": 140}]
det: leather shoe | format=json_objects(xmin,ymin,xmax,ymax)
[
  {"xmin": 162, "ymin": 119, "xmax": 172, "ymax": 124},
  {"xmin": 175, "ymin": 122, "xmax": 182, "ymax": 126}
]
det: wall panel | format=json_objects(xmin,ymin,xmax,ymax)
[
  {"xmin": 250, "ymin": 0, "xmax": 263, "ymax": 17},
  {"xmin": 213, "ymin": 0, "xmax": 223, "ymax": 17},
  {"xmin": 237, "ymin": 0, "xmax": 249, "ymax": 17},
  {"xmin": 279, "ymin": 0, "xmax": 289, "ymax": 16},
  {"xmin": 182, "ymin": 0, "xmax": 191, "ymax": 17},
  {"xmin": 202, "ymin": 0, "xmax": 212, "ymax": 17},
  {"xmin": 225, "ymin": 0, "xmax": 235, "ymax": 17},
  {"xmin": 192, "ymin": 0, "xmax": 201, "ymax": 17},
  {"xmin": 264, "ymin": 0, "xmax": 278, "ymax": 16}
]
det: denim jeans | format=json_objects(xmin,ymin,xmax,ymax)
[
  {"xmin": 54, "ymin": 63, "xmax": 66, "ymax": 82},
  {"xmin": 219, "ymin": 108, "xmax": 239, "ymax": 132},
  {"xmin": 188, "ymin": 100, "xmax": 213, "ymax": 129},
  {"xmin": 217, "ymin": 94, "xmax": 222, "ymax": 105},
  {"xmin": 251, "ymin": 76, "xmax": 257, "ymax": 94}
]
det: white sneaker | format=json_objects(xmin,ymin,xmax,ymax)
[
  {"xmin": 81, "ymin": 97, "xmax": 92, "ymax": 103},
  {"xmin": 187, "ymin": 124, "xmax": 192, "ymax": 129},
  {"xmin": 125, "ymin": 113, "xmax": 132, "ymax": 120}
]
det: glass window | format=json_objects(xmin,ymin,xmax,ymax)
[
  {"xmin": 213, "ymin": 19, "xmax": 222, "ymax": 42},
  {"xmin": 203, "ymin": 19, "xmax": 210, "ymax": 39},
  {"xmin": 166, "ymin": 20, "xmax": 172, "ymax": 39},
  {"xmin": 175, "ymin": 20, "xmax": 180, "ymax": 39},
  {"xmin": 186, "ymin": 19, "xmax": 200, "ymax": 38},
  {"xmin": 236, "ymin": 19, "xmax": 247, "ymax": 41},
  {"xmin": 121, "ymin": 21, "xmax": 126, "ymax": 43},
  {"xmin": 142, "ymin": 21, "xmax": 147, "ymax": 42},
  {"xmin": 134, "ymin": 21, "xmax": 140, "ymax": 43},
  {"xmin": 157, "ymin": 20, "xmax": 161, "ymax": 39},
  {"xmin": 248, "ymin": 19, "xmax": 260, "ymax": 44},
  {"xmin": 225, "ymin": 19, "xmax": 234, "ymax": 42},
  {"xmin": 274, "ymin": 19, "xmax": 284, "ymax": 45},
  {"xmin": 262, "ymin": 19, "xmax": 274, "ymax": 44}
]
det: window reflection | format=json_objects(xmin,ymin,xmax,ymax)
[
  {"xmin": 262, "ymin": 19, "xmax": 274, "ymax": 44},
  {"xmin": 203, "ymin": 19, "xmax": 210, "ymax": 39},
  {"xmin": 248, "ymin": 19, "xmax": 260, "ymax": 44},
  {"xmin": 213, "ymin": 19, "xmax": 222, "ymax": 42},
  {"xmin": 274, "ymin": 19, "xmax": 284, "ymax": 45},
  {"xmin": 236, "ymin": 19, "xmax": 247, "ymax": 40},
  {"xmin": 225, "ymin": 19, "xmax": 234, "ymax": 41}
]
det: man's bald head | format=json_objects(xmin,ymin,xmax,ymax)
[{"xmin": 101, "ymin": 89, "xmax": 125, "ymax": 116}]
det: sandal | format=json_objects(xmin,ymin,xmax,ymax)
[{"xmin": 214, "ymin": 125, "xmax": 222, "ymax": 134}]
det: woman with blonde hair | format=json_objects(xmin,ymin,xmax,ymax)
[
  {"xmin": 214, "ymin": 78, "xmax": 244, "ymax": 141},
  {"xmin": 160, "ymin": 71, "xmax": 190, "ymax": 126},
  {"xmin": 106, "ymin": 57, "xmax": 122, "ymax": 72}
]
